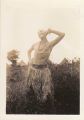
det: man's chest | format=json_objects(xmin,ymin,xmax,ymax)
[
  {"xmin": 34, "ymin": 42, "xmax": 51, "ymax": 52},
  {"xmin": 34, "ymin": 44, "xmax": 51, "ymax": 54}
]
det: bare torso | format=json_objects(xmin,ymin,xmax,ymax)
[{"xmin": 31, "ymin": 41, "xmax": 52, "ymax": 65}]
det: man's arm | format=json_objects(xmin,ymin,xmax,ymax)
[
  {"xmin": 27, "ymin": 45, "xmax": 34, "ymax": 61},
  {"xmin": 47, "ymin": 29, "xmax": 65, "ymax": 47}
]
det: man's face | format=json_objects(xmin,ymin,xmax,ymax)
[{"xmin": 38, "ymin": 30, "xmax": 46, "ymax": 39}]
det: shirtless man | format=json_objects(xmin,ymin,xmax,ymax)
[{"xmin": 27, "ymin": 29, "xmax": 65, "ymax": 102}]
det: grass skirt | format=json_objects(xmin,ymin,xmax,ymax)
[{"xmin": 27, "ymin": 64, "xmax": 54, "ymax": 102}]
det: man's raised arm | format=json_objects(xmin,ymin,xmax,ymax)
[{"xmin": 47, "ymin": 29, "xmax": 65, "ymax": 47}]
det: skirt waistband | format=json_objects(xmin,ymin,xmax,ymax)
[{"xmin": 32, "ymin": 64, "xmax": 47, "ymax": 69}]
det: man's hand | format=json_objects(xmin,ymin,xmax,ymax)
[
  {"xmin": 48, "ymin": 28, "xmax": 52, "ymax": 33},
  {"xmin": 44, "ymin": 28, "xmax": 52, "ymax": 36}
]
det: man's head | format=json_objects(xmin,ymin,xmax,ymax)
[{"xmin": 38, "ymin": 30, "xmax": 47, "ymax": 40}]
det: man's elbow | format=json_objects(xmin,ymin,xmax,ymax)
[
  {"xmin": 59, "ymin": 33, "xmax": 65, "ymax": 39},
  {"xmin": 61, "ymin": 33, "xmax": 65, "ymax": 37},
  {"xmin": 28, "ymin": 50, "xmax": 31, "ymax": 56}
]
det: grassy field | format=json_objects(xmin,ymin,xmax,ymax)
[{"xmin": 6, "ymin": 58, "xmax": 80, "ymax": 114}]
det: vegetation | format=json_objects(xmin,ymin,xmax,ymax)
[
  {"xmin": 6, "ymin": 50, "xmax": 80, "ymax": 114},
  {"xmin": 7, "ymin": 50, "xmax": 19, "ymax": 65}
]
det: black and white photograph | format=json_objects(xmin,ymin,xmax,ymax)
[{"xmin": 0, "ymin": 0, "xmax": 82, "ymax": 120}]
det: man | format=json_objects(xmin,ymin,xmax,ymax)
[{"xmin": 27, "ymin": 28, "xmax": 65, "ymax": 103}]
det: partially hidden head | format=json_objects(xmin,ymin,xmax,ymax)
[{"xmin": 38, "ymin": 29, "xmax": 47, "ymax": 40}]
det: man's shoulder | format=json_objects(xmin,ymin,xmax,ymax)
[
  {"xmin": 34, "ymin": 42, "xmax": 40, "ymax": 46},
  {"xmin": 32, "ymin": 41, "xmax": 40, "ymax": 48}
]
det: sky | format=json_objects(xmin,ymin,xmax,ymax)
[{"xmin": 2, "ymin": 0, "xmax": 80, "ymax": 63}]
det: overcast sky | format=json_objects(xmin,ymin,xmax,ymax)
[{"xmin": 2, "ymin": 0, "xmax": 80, "ymax": 63}]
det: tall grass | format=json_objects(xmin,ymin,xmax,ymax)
[{"xmin": 6, "ymin": 58, "xmax": 80, "ymax": 114}]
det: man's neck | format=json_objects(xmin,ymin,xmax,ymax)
[{"xmin": 40, "ymin": 38, "xmax": 48, "ymax": 43}]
